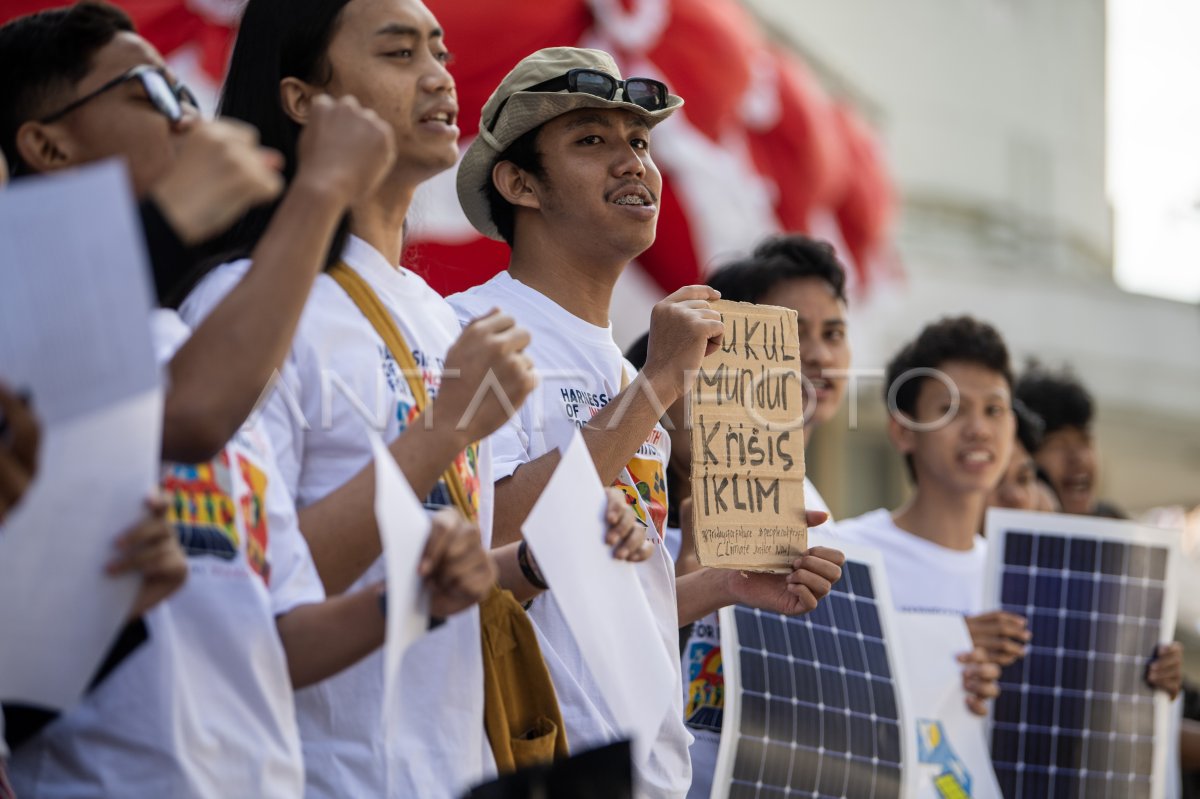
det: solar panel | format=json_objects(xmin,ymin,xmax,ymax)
[
  {"xmin": 982, "ymin": 509, "xmax": 1181, "ymax": 799},
  {"xmin": 711, "ymin": 542, "xmax": 917, "ymax": 799}
]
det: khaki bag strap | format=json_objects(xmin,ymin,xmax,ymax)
[
  {"xmin": 329, "ymin": 261, "xmax": 568, "ymax": 771},
  {"xmin": 329, "ymin": 262, "xmax": 476, "ymax": 520}
]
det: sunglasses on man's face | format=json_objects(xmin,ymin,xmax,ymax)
[
  {"xmin": 40, "ymin": 65, "xmax": 199, "ymax": 125},
  {"xmin": 487, "ymin": 68, "xmax": 670, "ymax": 134}
]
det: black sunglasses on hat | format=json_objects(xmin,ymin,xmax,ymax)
[
  {"xmin": 486, "ymin": 68, "xmax": 670, "ymax": 134},
  {"xmin": 40, "ymin": 65, "xmax": 198, "ymax": 125}
]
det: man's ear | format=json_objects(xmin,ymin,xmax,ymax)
[
  {"xmin": 492, "ymin": 160, "xmax": 541, "ymax": 211},
  {"xmin": 280, "ymin": 77, "xmax": 321, "ymax": 126},
  {"xmin": 888, "ymin": 413, "xmax": 917, "ymax": 456},
  {"xmin": 14, "ymin": 120, "xmax": 75, "ymax": 174}
]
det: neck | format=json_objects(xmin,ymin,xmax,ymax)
[
  {"xmin": 348, "ymin": 174, "xmax": 417, "ymax": 267},
  {"xmin": 891, "ymin": 481, "xmax": 987, "ymax": 551},
  {"xmin": 506, "ymin": 228, "xmax": 628, "ymax": 327}
]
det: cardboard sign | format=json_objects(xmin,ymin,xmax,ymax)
[{"xmin": 688, "ymin": 300, "xmax": 807, "ymax": 573}]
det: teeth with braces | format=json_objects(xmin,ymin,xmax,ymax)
[{"xmin": 615, "ymin": 195, "xmax": 645, "ymax": 205}]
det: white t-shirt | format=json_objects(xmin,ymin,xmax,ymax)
[
  {"xmin": 683, "ymin": 478, "xmax": 834, "ymax": 799},
  {"xmin": 9, "ymin": 310, "xmax": 324, "ymax": 799},
  {"xmin": 836, "ymin": 508, "xmax": 988, "ymax": 616},
  {"xmin": 449, "ymin": 271, "xmax": 690, "ymax": 799},
  {"xmin": 181, "ymin": 237, "xmax": 496, "ymax": 799}
]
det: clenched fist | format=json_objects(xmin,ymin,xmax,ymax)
[
  {"xmin": 419, "ymin": 509, "xmax": 496, "ymax": 619},
  {"xmin": 151, "ymin": 118, "xmax": 284, "ymax": 245},
  {"xmin": 295, "ymin": 94, "xmax": 396, "ymax": 206},
  {"xmin": 642, "ymin": 285, "xmax": 724, "ymax": 405},
  {"xmin": 436, "ymin": 309, "xmax": 537, "ymax": 443}
]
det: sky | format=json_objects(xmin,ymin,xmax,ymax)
[{"xmin": 1107, "ymin": 0, "xmax": 1200, "ymax": 304}]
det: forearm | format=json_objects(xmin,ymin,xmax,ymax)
[
  {"xmin": 299, "ymin": 420, "xmax": 471, "ymax": 594},
  {"xmin": 675, "ymin": 567, "xmax": 733, "ymax": 626},
  {"xmin": 491, "ymin": 541, "xmax": 545, "ymax": 603},
  {"xmin": 491, "ymin": 372, "xmax": 677, "ymax": 547},
  {"xmin": 277, "ymin": 589, "xmax": 385, "ymax": 689},
  {"xmin": 162, "ymin": 177, "xmax": 347, "ymax": 462},
  {"xmin": 582, "ymin": 372, "xmax": 677, "ymax": 483}
]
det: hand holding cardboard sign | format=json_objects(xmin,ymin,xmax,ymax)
[{"xmin": 722, "ymin": 538, "xmax": 843, "ymax": 615}]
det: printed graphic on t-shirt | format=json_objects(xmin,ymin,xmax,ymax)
[
  {"xmin": 236, "ymin": 453, "xmax": 271, "ymax": 583},
  {"xmin": 162, "ymin": 441, "xmax": 273, "ymax": 585},
  {"xmin": 163, "ymin": 453, "xmax": 238, "ymax": 561},
  {"xmin": 558, "ymin": 383, "xmax": 668, "ymax": 534},
  {"xmin": 558, "ymin": 385, "xmax": 612, "ymax": 428},
  {"xmin": 623, "ymin": 428, "xmax": 669, "ymax": 534},
  {"xmin": 384, "ymin": 344, "xmax": 481, "ymax": 517},
  {"xmin": 684, "ymin": 635, "xmax": 724, "ymax": 731}
]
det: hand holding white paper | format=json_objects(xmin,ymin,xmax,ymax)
[
  {"xmin": 895, "ymin": 612, "xmax": 1002, "ymax": 799},
  {"xmin": 521, "ymin": 430, "xmax": 674, "ymax": 765},
  {"xmin": 368, "ymin": 433, "xmax": 432, "ymax": 730}
]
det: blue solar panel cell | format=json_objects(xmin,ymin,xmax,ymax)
[
  {"xmin": 1001, "ymin": 571, "xmax": 1029, "ymax": 605},
  {"xmin": 1036, "ymin": 535, "xmax": 1066, "ymax": 568},
  {"xmin": 1100, "ymin": 540, "xmax": 1126, "ymax": 575},
  {"xmin": 1004, "ymin": 532, "xmax": 1033, "ymax": 565},
  {"xmin": 817, "ymin": 754, "xmax": 847, "ymax": 796},
  {"xmin": 1064, "ymin": 575, "xmax": 1093, "ymax": 612},
  {"xmin": 845, "ymin": 562, "xmax": 872, "ymax": 596},
  {"xmin": 864, "ymin": 641, "xmax": 890, "ymax": 681},
  {"xmin": 856, "ymin": 603, "xmax": 883, "ymax": 640},
  {"xmin": 1067, "ymin": 538, "xmax": 1097, "ymax": 572}
]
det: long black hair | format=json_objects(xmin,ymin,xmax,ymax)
[{"xmin": 196, "ymin": 0, "xmax": 355, "ymax": 273}]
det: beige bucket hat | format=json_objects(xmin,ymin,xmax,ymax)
[{"xmin": 456, "ymin": 47, "xmax": 683, "ymax": 241}]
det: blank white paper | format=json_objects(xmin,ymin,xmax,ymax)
[
  {"xmin": 369, "ymin": 433, "xmax": 431, "ymax": 728},
  {"xmin": 0, "ymin": 162, "xmax": 160, "ymax": 710},
  {"xmin": 522, "ymin": 430, "xmax": 674, "ymax": 764},
  {"xmin": 0, "ymin": 161, "xmax": 156, "ymax": 425}
]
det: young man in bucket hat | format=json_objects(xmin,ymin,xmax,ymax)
[{"xmin": 449, "ymin": 47, "xmax": 846, "ymax": 797}]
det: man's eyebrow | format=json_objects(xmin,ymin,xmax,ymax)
[
  {"xmin": 563, "ymin": 113, "xmax": 612, "ymax": 131},
  {"xmin": 374, "ymin": 23, "xmax": 443, "ymax": 38}
]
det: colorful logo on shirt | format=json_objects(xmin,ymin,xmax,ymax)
[
  {"xmin": 424, "ymin": 443, "xmax": 482, "ymax": 516},
  {"xmin": 162, "ymin": 446, "xmax": 273, "ymax": 586},
  {"xmin": 917, "ymin": 719, "xmax": 973, "ymax": 797},
  {"xmin": 621, "ymin": 428, "xmax": 669, "ymax": 535},
  {"xmin": 163, "ymin": 453, "xmax": 238, "ymax": 561},
  {"xmin": 235, "ymin": 453, "xmax": 271, "ymax": 584},
  {"xmin": 684, "ymin": 640, "xmax": 724, "ymax": 731},
  {"xmin": 389, "ymin": 352, "xmax": 480, "ymax": 516}
]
